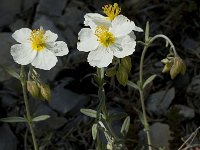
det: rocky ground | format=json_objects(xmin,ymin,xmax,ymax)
[{"xmin": 0, "ymin": 0, "xmax": 200, "ymax": 150}]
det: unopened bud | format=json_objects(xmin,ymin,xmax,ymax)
[
  {"xmin": 40, "ymin": 83, "xmax": 51, "ymax": 102},
  {"xmin": 27, "ymin": 81, "xmax": 40, "ymax": 98},
  {"xmin": 170, "ymin": 57, "xmax": 186, "ymax": 79},
  {"xmin": 161, "ymin": 57, "xmax": 186, "ymax": 79}
]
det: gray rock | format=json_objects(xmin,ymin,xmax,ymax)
[
  {"xmin": 58, "ymin": 7, "xmax": 85, "ymax": 32},
  {"xmin": 139, "ymin": 122, "xmax": 172, "ymax": 150},
  {"xmin": 0, "ymin": 33, "xmax": 17, "ymax": 81},
  {"xmin": 174, "ymin": 105, "xmax": 195, "ymax": 119},
  {"xmin": 0, "ymin": 0, "xmax": 21, "ymax": 27},
  {"xmin": 64, "ymin": 27, "xmax": 77, "ymax": 48},
  {"xmin": 0, "ymin": 124, "xmax": 18, "ymax": 150},
  {"xmin": 147, "ymin": 87, "xmax": 175, "ymax": 115},
  {"xmin": 23, "ymin": 0, "xmax": 38, "ymax": 11},
  {"xmin": 9, "ymin": 19, "xmax": 26, "ymax": 32},
  {"xmin": 37, "ymin": 0, "xmax": 68, "ymax": 16},
  {"xmin": 32, "ymin": 101, "xmax": 67, "ymax": 135},
  {"xmin": 49, "ymin": 83, "xmax": 89, "ymax": 114},
  {"xmin": 150, "ymin": 123, "xmax": 172, "ymax": 150}
]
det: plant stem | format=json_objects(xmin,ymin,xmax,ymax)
[
  {"xmin": 96, "ymin": 67, "xmax": 121, "ymax": 146},
  {"xmin": 138, "ymin": 34, "xmax": 178, "ymax": 150},
  {"xmin": 139, "ymin": 45, "xmax": 152, "ymax": 150},
  {"xmin": 20, "ymin": 65, "xmax": 38, "ymax": 150}
]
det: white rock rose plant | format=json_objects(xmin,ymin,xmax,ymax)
[{"xmin": 0, "ymin": 3, "xmax": 186, "ymax": 150}]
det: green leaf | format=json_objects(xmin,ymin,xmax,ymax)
[
  {"xmin": 145, "ymin": 21, "xmax": 150, "ymax": 42},
  {"xmin": 0, "ymin": 65, "xmax": 20, "ymax": 79},
  {"xmin": 32, "ymin": 115, "xmax": 50, "ymax": 122},
  {"xmin": 0, "ymin": 117, "xmax": 26, "ymax": 123},
  {"xmin": 127, "ymin": 80, "xmax": 139, "ymax": 90},
  {"xmin": 116, "ymin": 65, "xmax": 128, "ymax": 86},
  {"xmin": 121, "ymin": 56, "xmax": 132, "ymax": 73},
  {"xmin": 110, "ymin": 112, "xmax": 127, "ymax": 121},
  {"xmin": 120, "ymin": 116, "xmax": 130, "ymax": 136},
  {"xmin": 92, "ymin": 123, "xmax": 98, "ymax": 140},
  {"xmin": 143, "ymin": 74, "xmax": 156, "ymax": 89},
  {"xmin": 80, "ymin": 109, "xmax": 97, "ymax": 118},
  {"xmin": 105, "ymin": 67, "xmax": 116, "ymax": 77}
]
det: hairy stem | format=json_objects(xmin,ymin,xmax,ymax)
[
  {"xmin": 20, "ymin": 66, "xmax": 38, "ymax": 150},
  {"xmin": 138, "ymin": 34, "xmax": 178, "ymax": 150}
]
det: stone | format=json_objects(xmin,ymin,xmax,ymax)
[
  {"xmin": 0, "ymin": 33, "xmax": 17, "ymax": 81},
  {"xmin": 147, "ymin": 87, "xmax": 175, "ymax": 115},
  {"xmin": 0, "ymin": 124, "xmax": 18, "ymax": 150},
  {"xmin": 0, "ymin": 0, "xmax": 21, "ymax": 27},
  {"xmin": 58, "ymin": 7, "xmax": 85, "ymax": 32},
  {"xmin": 37, "ymin": 0, "xmax": 68, "ymax": 16},
  {"xmin": 174, "ymin": 105, "xmax": 195, "ymax": 119},
  {"xmin": 9, "ymin": 19, "xmax": 26, "ymax": 32},
  {"xmin": 150, "ymin": 123, "xmax": 172, "ymax": 150},
  {"xmin": 49, "ymin": 82, "xmax": 89, "ymax": 114}
]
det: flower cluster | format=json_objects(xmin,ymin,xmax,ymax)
[{"xmin": 77, "ymin": 3, "xmax": 143, "ymax": 68}]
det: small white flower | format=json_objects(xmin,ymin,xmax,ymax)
[
  {"xmin": 11, "ymin": 27, "xmax": 69, "ymax": 70},
  {"xmin": 77, "ymin": 13, "xmax": 143, "ymax": 68}
]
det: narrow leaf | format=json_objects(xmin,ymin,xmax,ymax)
[
  {"xmin": 80, "ymin": 109, "xmax": 97, "ymax": 118},
  {"xmin": 127, "ymin": 80, "xmax": 139, "ymax": 90},
  {"xmin": 92, "ymin": 123, "xmax": 98, "ymax": 140},
  {"xmin": 143, "ymin": 74, "xmax": 156, "ymax": 89},
  {"xmin": 0, "ymin": 117, "xmax": 26, "ymax": 123},
  {"xmin": 0, "ymin": 65, "xmax": 20, "ymax": 79},
  {"xmin": 145, "ymin": 21, "xmax": 150, "ymax": 42},
  {"xmin": 32, "ymin": 115, "xmax": 50, "ymax": 122},
  {"xmin": 120, "ymin": 116, "xmax": 130, "ymax": 136}
]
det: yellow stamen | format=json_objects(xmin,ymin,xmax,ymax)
[
  {"xmin": 95, "ymin": 26, "xmax": 115, "ymax": 47},
  {"xmin": 102, "ymin": 3, "xmax": 121, "ymax": 21},
  {"xmin": 30, "ymin": 29, "xmax": 47, "ymax": 51}
]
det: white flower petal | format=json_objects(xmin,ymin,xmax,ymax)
[
  {"xmin": 84, "ymin": 13, "xmax": 111, "ymax": 30},
  {"xmin": 110, "ymin": 15, "xmax": 141, "ymax": 37},
  {"xmin": 77, "ymin": 28, "xmax": 99, "ymax": 52},
  {"xmin": 45, "ymin": 30, "xmax": 58, "ymax": 43},
  {"xmin": 129, "ymin": 31, "xmax": 136, "ymax": 40},
  {"xmin": 31, "ymin": 49, "xmax": 58, "ymax": 70},
  {"xmin": 47, "ymin": 41, "xmax": 69, "ymax": 56},
  {"xmin": 134, "ymin": 26, "xmax": 143, "ymax": 32},
  {"xmin": 11, "ymin": 44, "xmax": 37, "ymax": 65},
  {"xmin": 113, "ymin": 35, "xmax": 136, "ymax": 58},
  {"xmin": 12, "ymin": 28, "xmax": 32, "ymax": 43},
  {"xmin": 87, "ymin": 46, "xmax": 113, "ymax": 68}
]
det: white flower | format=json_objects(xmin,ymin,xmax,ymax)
[
  {"xmin": 77, "ymin": 14, "xmax": 143, "ymax": 68},
  {"xmin": 11, "ymin": 27, "xmax": 69, "ymax": 70}
]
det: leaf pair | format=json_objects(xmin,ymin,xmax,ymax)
[{"xmin": 0, "ymin": 115, "xmax": 50, "ymax": 123}]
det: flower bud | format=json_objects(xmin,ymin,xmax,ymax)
[
  {"xmin": 161, "ymin": 57, "xmax": 186, "ymax": 79},
  {"xmin": 40, "ymin": 83, "xmax": 51, "ymax": 102},
  {"xmin": 170, "ymin": 57, "xmax": 186, "ymax": 79},
  {"xmin": 27, "ymin": 81, "xmax": 40, "ymax": 98}
]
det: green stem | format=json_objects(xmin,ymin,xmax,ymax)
[
  {"xmin": 96, "ymin": 67, "xmax": 121, "ymax": 146},
  {"xmin": 20, "ymin": 66, "xmax": 38, "ymax": 150},
  {"xmin": 139, "ymin": 45, "xmax": 152, "ymax": 150},
  {"xmin": 139, "ymin": 34, "xmax": 178, "ymax": 149}
]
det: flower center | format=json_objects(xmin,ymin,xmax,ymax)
[
  {"xmin": 95, "ymin": 26, "xmax": 115, "ymax": 47},
  {"xmin": 102, "ymin": 3, "xmax": 121, "ymax": 21},
  {"xmin": 30, "ymin": 29, "xmax": 46, "ymax": 51}
]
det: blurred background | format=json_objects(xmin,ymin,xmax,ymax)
[{"xmin": 0, "ymin": 0, "xmax": 200, "ymax": 149}]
